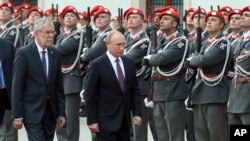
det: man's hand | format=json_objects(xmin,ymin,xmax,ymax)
[
  {"xmin": 13, "ymin": 119, "xmax": 23, "ymax": 129},
  {"xmin": 57, "ymin": 116, "xmax": 66, "ymax": 128},
  {"xmin": 133, "ymin": 116, "xmax": 142, "ymax": 127},
  {"xmin": 88, "ymin": 123, "xmax": 99, "ymax": 133}
]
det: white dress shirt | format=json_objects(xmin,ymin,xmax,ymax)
[
  {"xmin": 106, "ymin": 51, "xmax": 125, "ymax": 79},
  {"xmin": 35, "ymin": 40, "xmax": 49, "ymax": 76}
]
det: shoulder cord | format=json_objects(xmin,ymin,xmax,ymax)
[
  {"xmin": 156, "ymin": 36, "xmax": 188, "ymax": 77},
  {"xmin": 0, "ymin": 26, "xmax": 19, "ymax": 47},
  {"xmin": 61, "ymin": 29, "xmax": 84, "ymax": 73},
  {"xmin": 198, "ymin": 39, "xmax": 230, "ymax": 86}
]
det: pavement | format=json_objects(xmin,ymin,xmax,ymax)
[{"xmin": 18, "ymin": 117, "xmax": 154, "ymax": 141}]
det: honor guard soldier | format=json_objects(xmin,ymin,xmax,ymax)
[
  {"xmin": 227, "ymin": 9, "xmax": 243, "ymax": 88},
  {"xmin": 23, "ymin": 7, "xmax": 43, "ymax": 46},
  {"xmin": 186, "ymin": 10, "xmax": 230, "ymax": 141},
  {"xmin": 0, "ymin": 2, "xmax": 19, "ymax": 48},
  {"xmin": 143, "ymin": 9, "xmax": 188, "ymax": 141},
  {"xmin": 78, "ymin": 11, "xmax": 88, "ymax": 30},
  {"xmin": 124, "ymin": 8, "xmax": 157, "ymax": 141},
  {"xmin": 80, "ymin": 7, "xmax": 112, "ymax": 63},
  {"xmin": 228, "ymin": 5, "xmax": 250, "ymax": 127},
  {"xmin": 55, "ymin": 5, "xmax": 83, "ymax": 141},
  {"xmin": 183, "ymin": 8, "xmax": 196, "ymax": 35},
  {"xmin": 0, "ymin": 2, "xmax": 19, "ymax": 141},
  {"xmin": 219, "ymin": 6, "xmax": 233, "ymax": 37},
  {"xmin": 111, "ymin": 16, "xmax": 119, "ymax": 30}
]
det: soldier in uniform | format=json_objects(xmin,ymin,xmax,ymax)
[
  {"xmin": 0, "ymin": 2, "xmax": 19, "ymax": 141},
  {"xmin": 186, "ymin": 10, "xmax": 230, "ymax": 141},
  {"xmin": 0, "ymin": 2, "xmax": 19, "ymax": 48},
  {"xmin": 227, "ymin": 6, "xmax": 250, "ymax": 126},
  {"xmin": 226, "ymin": 9, "xmax": 243, "ymax": 88},
  {"xmin": 124, "ymin": 8, "xmax": 157, "ymax": 141},
  {"xmin": 143, "ymin": 9, "xmax": 188, "ymax": 141},
  {"xmin": 219, "ymin": 6, "xmax": 233, "ymax": 37},
  {"xmin": 23, "ymin": 7, "xmax": 43, "ymax": 46},
  {"xmin": 80, "ymin": 7, "xmax": 112, "ymax": 63},
  {"xmin": 55, "ymin": 5, "xmax": 83, "ymax": 141},
  {"xmin": 111, "ymin": 16, "xmax": 119, "ymax": 30},
  {"xmin": 78, "ymin": 11, "xmax": 88, "ymax": 30},
  {"xmin": 183, "ymin": 8, "xmax": 196, "ymax": 35}
]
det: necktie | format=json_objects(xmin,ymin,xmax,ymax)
[
  {"xmin": 42, "ymin": 51, "xmax": 47, "ymax": 78},
  {"xmin": 115, "ymin": 59, "xmax": 124, "ymax": 91},
  {"xmin": 0, "ymin": 61, "xmax": 4, "ymax": 88}
]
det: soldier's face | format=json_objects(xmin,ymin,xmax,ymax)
[
  {"xmin": 160, "ymin": 15, "xmax": 177, "ymax": 31},
  {"xmin": 35, "ymin": 22, "xmax": 55, "ymax": 49},
  {"xmin": 106, "ymin": 33, "xmax": 125, "ymax": 58},
  {"xmin": 206, "ymin": 16, "xmax": 224, "ymax": 33},
  {"xmin": 28, "ymin": 11, "xmax": 42, "ymax": 25},
  {"xmin": 229, "ymin": 14, "xmax": 241, "ymax": 30},
  {"xmin": 0, "ymin": 7, "xmax": 12, "ymax": 21},
  {"xmin": 63, "ymin": 12, "xmax": 79, "ymax": 27},
  {"xmin": 127, "ymin": 14, "xmax": 144, "ymax": 29},
  {"xmin": 153, "ymin": 12, "xmax": 160, "ymax": 27},
  {"xmin": 221, "ymin": 11, "xmax": 229, "ymax": 25},
  {"xmin": 95, "ymin": 13, "xmax": 111, "ymax": 29},
  {"xmin": 241, "ymin": 11, "xmax": 250, "ymax": 28},
  {"xmin": 193, "ymin": 14, "xmax": 206, "ymax": 28},
  {"xmin": 112, "ymin": 20, "xmax": 119, "ymax": 29},
  {"xmin": 186, "ymin": 12, "xmax": 194, "ymax": 25}
]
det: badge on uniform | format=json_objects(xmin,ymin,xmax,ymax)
[
  {"xmin": 177, "ymin": 42, "xmax": 184, "ymax": 48},
  {"xmin": 10, "ymin": 30, "xmax": 16, "ymax": 36},
  {"xmin": 219, "ymin": 43, "xmax": 227, "ymax": 50},
  {"xmin": 141, "ymin": 43, "xmax": 148, "ymax": 49},
  {"xmin": 73, "ymin": 34, "xmax": 80, "ymax": 40}
]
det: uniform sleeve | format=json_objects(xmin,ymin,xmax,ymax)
[
  {"xmin": 149, "ymin": 39, "xmax": 186, "ymax": 66},
  {"xmin": 189, "ymin": 41, "xmax": 228, "ymax": 68},
  {"xmin": 57, "ymin": 32, "xmax": 82, "ymax": 55},
  {"xmin": 125, "ymin": 41, "xmax": 149, "ymax": 64}
]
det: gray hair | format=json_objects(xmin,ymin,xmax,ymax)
[
  {"xmin": 34, "ymin": 18, "xmax": 54, "ymax": 32},
  {"xmin": 105, "ymin": 30, "xmax": 123, "ymax": 43}
]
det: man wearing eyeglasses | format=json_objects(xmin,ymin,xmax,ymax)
[{"xmin": 11, "ymin": 18, "xmax": 66, "ymax": 141}]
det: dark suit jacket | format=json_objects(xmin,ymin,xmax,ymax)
[
  {"xmin": 85, "ymin": 54, "xmax": 141, "ymax": 132},
  {"xmin": 0, "ymin": 39, "xmax": 14, "ymax": 122},
  {"xmin": 11, "ymin": 42, "xmax": 65, "ymax": 123}
]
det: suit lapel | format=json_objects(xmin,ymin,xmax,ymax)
[
  {"xmin": 31, "ymin": 43, "xmax": 47, "ymax": 82},
  {"xmin": 47, "ymin": 47, "xmax": 55, "ymax": 83},
  {"xmin": 104, "ymin": 54, "xmax": 124, "ymax": 93}
]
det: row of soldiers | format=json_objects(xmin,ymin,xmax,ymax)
[{"xmin": 0, "ymin": 1, "xmax": 250, "ymax": 141}]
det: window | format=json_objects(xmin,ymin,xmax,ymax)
[
  {"xmin": 172, "ymin": 0, "xmax": 184, "ymax": 29},
  {"xmin": 9, "ymin": 0, "xmax": 38, "ymax": 6}
]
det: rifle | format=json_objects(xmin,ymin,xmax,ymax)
[
  {"xmin": 183, "ymin": 10, "xmax": 189, "ymax": 38},
  {"xmin": 52, "ymin": 4, "xmax": 61, "ymax": 44},
  {"xmin": 217, "ymin": 5, "xmax": 220, "ymax": 11},
  {"xmin": 185, "ymin": 6, "xmax": 202, "ymax": 108},
  {"xmin": 19, "ymin": 9, "xmax": 25, "ymax": 47},
  {"xmin": 79, "ymin": 7, "xmax": 93, "ymax": 78},
  {"xmin": 117, "ymin": 8, "xmax": 125, "ymax": 34}
]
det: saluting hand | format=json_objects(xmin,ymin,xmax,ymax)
[
  {"xmin": 13, "ymin": 119, "xmax": 23, "ymax": 129},
  {"xmin": 133, "ymin": 116, "xmax": 142, "ymax": 127}
]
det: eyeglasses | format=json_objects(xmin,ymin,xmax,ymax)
[{"xmin": 38, "ymin": 30, "xmax": 56, "ymax": 36}]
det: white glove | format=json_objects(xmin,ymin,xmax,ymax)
[
  {"xmin": 144, "ymin": 98, "xmax": 153, "ymax": 108},
  {"xmin": 187, "ymin": 56, "xmax": 193, "ymax": 61},
  {"xmin": 185, "ymin": 98, "xmax": 193, "ymax": 111},
  {"xmin": 144, "ymin": 55, "xmax": 152, "ymax": 60},
  {"xmin": 82, "ymin": 48, "xmax": 88, "ymax": 54}
]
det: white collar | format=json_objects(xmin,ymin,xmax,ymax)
[
  {"xmin": 35, "ymin": 40, "xmax": 48, "ymax": 53},
  {"xmin": 130, "ymin": 29, "xmax": 144, "ymax": 39},
  {"xmin": 106, "ymin": 51, "xmax": 121, "ymax": 63}
]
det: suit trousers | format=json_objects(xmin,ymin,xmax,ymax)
[
  {"xmin": 133, "ymin": 96, "xmax": 158, "ymax": 141},
  {"xmin": 0, "ymin": 89, "xmax": 18, "ymax": 141},
  {"xmin": 153, "ymin": 101, "xmax": 186, "ymax": 141},
  {"xmin": 56, "ymin": 93, "xmax": 80, "ymax": 141},
  {"xmin": 193, "ymin": 104, "xmax": 228, "ymax": 141},
  {"xmin": 24, "ymin": 100, "xmax": 56, "ymax": 141},
  {"xmin": 96, "ymin": 115, "xmax": 130, "ymax": 141},
  {"xmin": 228, "ymin": 113, "xmax": 250, "ymax": 125}
]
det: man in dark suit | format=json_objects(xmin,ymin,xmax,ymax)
[
  {"xmin": 0, "ymin": 39, "xmax": 14, "ymax": 124},
  {"xmin": 11, "ymin": 18, "xmax": 66, "ymax": 141},
  {"xmin": 85, "ymin": 30, "xmax": 142, "ymax": 141}
]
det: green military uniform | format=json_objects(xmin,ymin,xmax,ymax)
[
  {"xmin": 228, "ymin": 33, "xmax": 250, "ymax": 124},
  {"xmin": 125, "ymin": 30, "xmax": 156, "ymax": 141},
  {"xmin": 23, "ymin": 31, "xmax": 35, "ymax": 46},
  {"xmin": 189, "ymin": 33, "xmax": 229, "ymax": 141},
  {"xmin": 55, "ymin": 27, "xmax": 83, "ymax": 141},
  {"xmin": 148, "ymin": 31, "xmax": 188, "ymax": 141},
  {"xmin": 0, "ymin": 22, "xmax": 19, "ymax": 47}
]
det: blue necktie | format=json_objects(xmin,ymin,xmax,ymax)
[
  {"xmin": 115, "ymin": 59, "xmax": 124, "ymax": 91},
  {"xmin": 0, "ymin": 61, "xmax": 4, "ymax": 88},
  {"xmin": 42, "ymin": 51, "xmax": 47, "ymax": 78}
]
